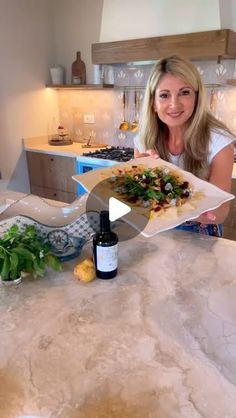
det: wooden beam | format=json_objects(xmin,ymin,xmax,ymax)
[
  {"xmin": 227, "ymin": 30, "xmax": 236, "ymax": 57},
  {"xmin": 92, "ymin": 30, "xmax": 236, "ymax": 64}
]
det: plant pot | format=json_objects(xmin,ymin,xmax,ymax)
[{"xmin": 0, "ymin": 276, "xmax": 22, "ymax": 286}]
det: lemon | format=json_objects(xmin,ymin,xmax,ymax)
[{"xmin": 74, "ymin": 258, "xmax": 96, "ymax": 283}]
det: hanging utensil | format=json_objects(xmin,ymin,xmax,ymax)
[
  {"xmin": 130, "ymin": 90, "xmax": 139, "ymax": 133},
  {"xmin": 119, "ymin": 90, "xmax": 129, "ymax": 131},
  {"xmin": 209, "ymin": 87, "xmax": 217, "ymax": 114}
]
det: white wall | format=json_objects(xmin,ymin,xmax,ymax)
[
  {"xmin": 51, "ymin": 0, "xmax": 104, "ymax": 84},
  {"xmin": 0, "ymin": 0, "xmax": 103, "ymax": 192},
  {"xmin": 0, "ymin": 0, "xmax": 58, "ymax": 192},
  {"xmin": 100, "ymin": 0, "xmax": 221, "ymax": 42},
  {"xmin": 233, "ymin": 1, "xmax": 236, "ymax": 30},
  {"xmin": 219, "ymin": 0, "xmax": 236, "ymax": 30}
]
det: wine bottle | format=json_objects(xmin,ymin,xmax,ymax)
[{"xmin": 93, "ymin": 211, "xmax": 118, "ymax": 279}]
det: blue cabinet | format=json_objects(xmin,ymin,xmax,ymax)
[{"xmin": 76, "ymin": 158, "xmax": 117, "ymax": 196}]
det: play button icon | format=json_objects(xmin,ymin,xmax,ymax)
[
  {"xmin": 109, "ymin": 197, "xmax": 131, "ymax": 222},
  {"xmin": 83, "ymin": 174, "xmax": 149, "ymax": 242}
]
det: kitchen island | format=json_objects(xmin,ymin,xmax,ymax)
[{"xmin": 0, "ymin": 228, "xmax": 236, "ymax": 418}]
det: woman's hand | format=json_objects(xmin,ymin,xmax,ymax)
[
  {"xmin": 197, "ymin": 201, "xmax": 230, "ymax": 225},
  {"xmin": 134, "ymin": 148, "xmax": 159, "ymax": 159},
  {"xmin": 196, "ymin": 211, "xmax": 216, "ymax": 224},
  {"xmin": 197, "ymin": 145, "xmax": 234, "ymax": 225},
  {"xmin": 145, "ymin": 149, "xmax": 160, "ymax": 158}
]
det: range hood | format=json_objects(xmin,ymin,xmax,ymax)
[{"xmin": 92, "ymin": 29, "xmax": 236, "ymax": 65}]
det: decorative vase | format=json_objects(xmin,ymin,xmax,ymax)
[
  {"xmin": 1, "ymin": 276, "xmax": 22, "ymax": 286},
  {"xmin": 49, "ymin": 66, "xmax": 65, "ymax": 85},
  {"xmin": 71, "ymin": 51, "xmax": 86, "ymax": 85}
]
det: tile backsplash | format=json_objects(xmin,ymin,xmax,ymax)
[{"xmin": 57, "ymin": 59, "xmax": 236, "ymax": 148}]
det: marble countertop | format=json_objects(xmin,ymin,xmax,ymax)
[{"xmin": 1, "ymin": 228, "xmax": 236, "ymax": 418}]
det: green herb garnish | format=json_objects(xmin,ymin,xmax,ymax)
[{"xmin": 0, "ymin": 224, "xmax": 61, "ymax": 281}]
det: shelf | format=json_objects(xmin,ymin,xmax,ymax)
[
  {"xmin": 226, "ymin": 79, "xmax": 236, "ymax": 86},
  {"xmin": 115, "ymin": 85, "xmax": 225, "ymax": 90},
  {"xmin": 114, "ymin": 85, "xmax": 146, "ymax": 90},
  {"xmin": 46, "ymin": 82, "xmax": 234, "ymax": 92},
  {"xmin": 46, "ymin": 84, "xmax": 146, "ymax": 91},
  {"xmin": 45, "ymin": 83, "xmax": 114, "ymax": 90},
  {"xmin": 204, "ymin": 83, "xmax": 225, "ymax": 88}
]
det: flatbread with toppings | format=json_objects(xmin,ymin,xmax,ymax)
[{"xmin": 106, "ymin": 164, "xmax": 203, "ymax": 219}]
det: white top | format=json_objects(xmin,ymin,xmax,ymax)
[{"xmin": 134, "ymin": 130, "xmax": 235, "ymax": 169}]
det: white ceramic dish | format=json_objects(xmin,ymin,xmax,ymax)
[
  {"xmin": 0, "ymin": 198, "xmax": 15, "ymax": 214},
  {"xmin": 73, "ymin": 157, "xmax": 235, "ymax": 237},
  {"xmin": 0, "ymin": 194, "xmax": 89, "ymax": 227},
  {"xmin": 0, "ymin": 194, "xmax": 102, "ymax": 261}
]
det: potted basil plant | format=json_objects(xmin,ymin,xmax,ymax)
[{"xmin": 0, "ymin": 224, "xmax": 61, "ymax": 285}]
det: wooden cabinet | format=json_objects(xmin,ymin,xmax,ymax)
[
  {"xmin": 222, "ymin": 179, "xmax": 236, "ymax": 241},
  {"xmin": 26, "ymin": 152, "xmax": 77, "ymax": 203}
]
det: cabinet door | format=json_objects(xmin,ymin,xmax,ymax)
[
  {"xmin": 26, "ymin": 152, "xmax": 77, "ymax": 193},
  {"xmin": 31, "ymin": 185, "xmax": 76, "ymax": 204}
]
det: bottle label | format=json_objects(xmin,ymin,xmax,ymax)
[
  {"xmin": 72, "ymin": 76, "xmax": 81, "ymax": 84},
  {"xmin": 96, "ymin": 244, "xmax": 118, "ymax": 272}
]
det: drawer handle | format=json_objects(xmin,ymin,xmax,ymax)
[
  {"xmin": 53, "ymin": 193, "xmax": 57, "ymax": 196},
  {"xmin": 50, "ymin": 158, "xmax": 54, "ymax": 162}
]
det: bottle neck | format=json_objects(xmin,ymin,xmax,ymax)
[
  {"xmin": 76, "ymin": 52, "xmax": 81, "ymax": 60},
  {"xmin": 100, "ymin": 211, "xmax": 111, "ymax": 233}
]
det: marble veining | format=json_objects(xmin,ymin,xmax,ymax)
[{"xmin": 0, "ymin": 229, "xmax": 236, "ymax": 418}]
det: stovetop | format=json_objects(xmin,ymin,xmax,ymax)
[{"xmin": 82, "ymin": 146, "xmax": 134, "ymax": 162}]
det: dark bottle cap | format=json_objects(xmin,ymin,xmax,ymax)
[{"xmin": 100, "ymin": 210, "xmax": 110, "ymax": 233}]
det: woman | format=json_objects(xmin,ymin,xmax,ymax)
[{"xmin": 134, "ymin": 55, "xmax": 235, "ymax": 236}]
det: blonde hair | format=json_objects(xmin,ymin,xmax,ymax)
[{"xmin": 139, "ymin": 55, "xmax": 233, "ymax": 179}]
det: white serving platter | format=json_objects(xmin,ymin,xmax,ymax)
[{"xmin": 73, "ymin": 157, "xmax": 235, "ymax": 237}]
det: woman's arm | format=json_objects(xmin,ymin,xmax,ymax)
[
  {"xmin": 197, "ymin": 144, "xmax": 234, "ymax": 224},
  {"xmin": 135, "ymin": 144, "xmax": 234, "ymax": 224}
]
